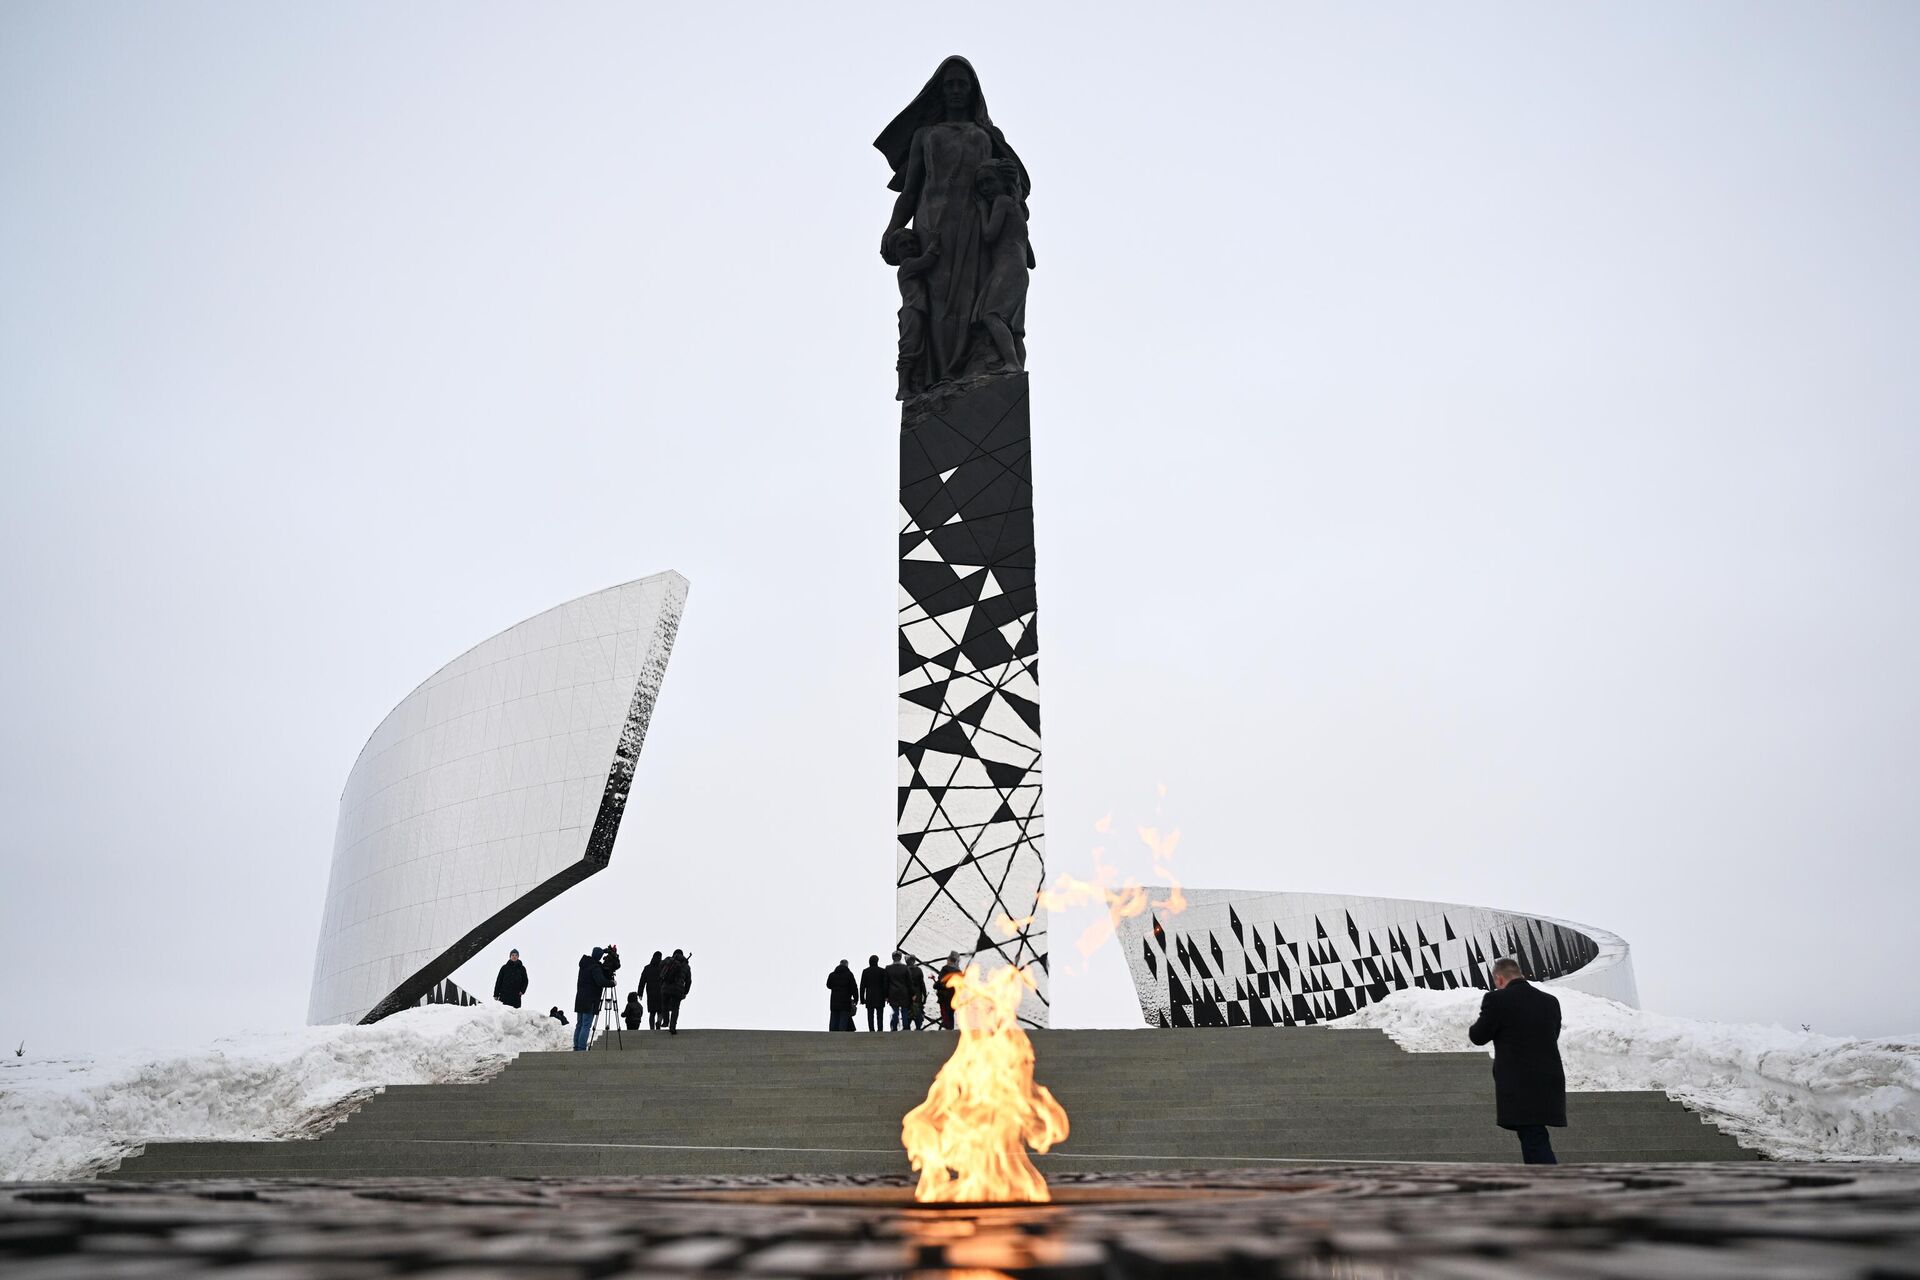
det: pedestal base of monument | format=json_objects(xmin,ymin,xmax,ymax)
[{"xmin": 103, "ymin": 1028, "xmax": 1751, "ymax": 1178}]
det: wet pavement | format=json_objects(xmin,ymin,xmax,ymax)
[{"xmin": 3, "ymin": 1163, "xmax": 1919, "ymax": 1277}]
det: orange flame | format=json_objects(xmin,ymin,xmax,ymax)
[
  {"xmin": 901, "ymin": 964, "xmax": 1069, "ymax": 1203},
  {"xmin": 994, "ymin": 821, "xmax": 1187, "ymax": 962}
]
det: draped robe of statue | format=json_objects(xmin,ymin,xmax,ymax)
[{"xmin": 876, "ymin": 56, "xmax": 1031, "ymax": 391}]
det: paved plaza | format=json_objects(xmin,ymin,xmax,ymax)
[{"xmin": 5, "ymin": 1163, "xmax": 1918, "ymax": 1278}]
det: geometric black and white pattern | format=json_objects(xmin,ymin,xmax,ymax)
[
  {"xmin": 1116, "ymin": 889, "xmax": 1638, "ymax": 1029},
  {"xmin": 896, "ymin": 373, "xmax": 1047, "ymax": 1026}
]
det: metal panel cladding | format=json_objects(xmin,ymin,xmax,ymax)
[
  {"xmin": 308, "ymin": 572, "xmax": 689, "ymax": 1025},
  {"xmin": 1118, "ymin": 888, "xmax": 1638, "ymax": 1029}
]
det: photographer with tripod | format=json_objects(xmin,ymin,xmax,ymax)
[
  {"xmin": 595, "ymin": 944, "xmax": 623, "ymax": 1049},
  {"xmin": 571, "ymin": 946, "xmax": 615, "ymax": 1051}
]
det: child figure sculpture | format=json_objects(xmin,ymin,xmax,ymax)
[
  {"xmin": 883, "ymin": 228, "xmax": 941, "ymax": 401},
  {"xmin": 974, "ymin": 159, "xmax": 1030, "ymax": 373}
]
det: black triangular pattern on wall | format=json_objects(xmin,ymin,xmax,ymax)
[
  {"xmin": 896, "ymin": 375, "xmax": 1049, "ymax": 1027},
  {"xmin": 1125, "ymin": 894, "xmax": 1620, "ymax": 1030}
]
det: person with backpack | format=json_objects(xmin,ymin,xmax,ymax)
[
  {"xmin": 859, "ymin": 954, "xmax": 888, "ymax": 1032},
  {"xmin": 660, "ymin": 949, "xmax": 692, "ymax": 1034}
]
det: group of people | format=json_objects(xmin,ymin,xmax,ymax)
[
  {"xmin": 617, "ymin": 948, "xmax": 692, "ymax": 1036},
  {"xmin": 499, "ymin": 938, "xmax": 1567, "ymax": 1165},
  {"xmin": 490, "ymin": 944, "xmax": 693, "ymax": 1051},
  {"xmin": 827, "ymin": 950, "xmax": 964, "ymax": 1032}
]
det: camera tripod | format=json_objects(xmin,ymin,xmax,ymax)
[{"xmin": 596, "ymin": 984, "xmax": 623, "ymax": 1051}]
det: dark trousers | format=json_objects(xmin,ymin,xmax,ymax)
[
  {"xmin": 661, "ymin": 998, "xmax": 682, "ymax": 1032},
  {"xmin": 865, "ymin": 1006, "xmax": 883, "ymax": 1031},
  {"xmin": 1514, "ymin": 1125, "xmax": 1558, "ymax": 1165},
  {"xmin": 829, "ymin": 1010, "xmax": 854, "ymax": 1032}
]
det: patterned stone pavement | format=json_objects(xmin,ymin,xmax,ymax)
[{"xmin": 3, "ymin": 1163, "xmax": 1918, "ymax": 1278}]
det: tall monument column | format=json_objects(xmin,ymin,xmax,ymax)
[{"xmin": 878, "ymin": 56, "xmax": 1047, "ymax": 1025}]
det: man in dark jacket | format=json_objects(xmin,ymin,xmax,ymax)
[
  {"xmin": 884, "ymin": 950, "xmax": 914, "ymax": 1031},
  {"xmin": 1467, "ymin": 957, "xmax": 1567, "ymax": 1164},
  {"xmin": 858, "ymin": 954, "xmax": 888, "ymax": 1031},
  {"xmin": 827, "ymin": 959, "xmax": 859, "ymax": 1031},
  {"xmin": 935, "ymin": 951, "xmax": 964, "ymax": 1030},
  {"xmin": 638, "ymin": 951, "xmax": 665, "ymax": 1030},
  {"xmin": 660, "ymin": 949, "xmax": 692, "ymax": 1035},
  {"xmin": 573, "ymin": 947, "xmax": 612, "ymax": 1051},
  {"xmin": 907, "ymin": 957, "xmax": 929, "ymax": 1029},
  {"xmin": 493, "ymin": 949, "xmax": 528, "ymax": 1008}
]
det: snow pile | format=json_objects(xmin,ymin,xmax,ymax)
[
  {"xmin": 1345, "ymin": 987, "xmax": 1920, "ymax": 1161},
  {"xmin": 0, "ymin": 1004, "xmax": 568, "ymax": 1181}
]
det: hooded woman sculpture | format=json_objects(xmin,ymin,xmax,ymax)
[{"xmin": 875, "ymin": 56, "xmax": 1033, "ymax": 394}]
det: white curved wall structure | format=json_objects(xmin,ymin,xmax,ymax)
[
  {"xmin": 308, "ymin": 572, "xmax": 688, "ymax": 1025},
  {"xmin": 1116, "ymin": 889, "xmax": 1637, "ymax": 1028}
]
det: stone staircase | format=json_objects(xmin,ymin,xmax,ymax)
[{"xmin": 104, "ymin": 1028, "xmax": 1752, "ymax": 1178}]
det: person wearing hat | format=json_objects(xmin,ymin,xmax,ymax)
[
  {"xmin": 572, "ymin": 947, "xmax": 613, "ymax": 1051},
  {"xmin": 492, "ymin": 949, "xmax": 528, "ymax": 1008}
]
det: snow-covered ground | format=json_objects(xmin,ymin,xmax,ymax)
[
  {"xmin": 1348, "ymin": 987, "xmax": 1920, "ymax": 1161},
  {"xmin": 0, "ymin": 1005, "xmax": 567, "ymax": 1181}
]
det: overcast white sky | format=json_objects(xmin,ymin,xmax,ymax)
[{"xmin": 4, "ymin": 3, "xmax": 1917, "ymax": 1055}]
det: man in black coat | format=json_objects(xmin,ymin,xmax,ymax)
[
  {"xmin": 660, "ymin": 949, "xmax": 692, "ymax": 1035},
  {"xmin": 492, "ymin": 949, "xmax": 528, "ymax": 1008},
  {"xmin": 858, "ymin": 954, "xmax": 888, "ymax": 1032},
  {"xmin": 573, "ymin": 947, "xmax": 612, "ymax": 1052},
  {"xmin": 884, "ymin": 950, "xmax": 914, "ymax": 1031},
  {"xmin": 1467, "ymin": 957, "xmax": 1567, "ymax": 1164},
  {"xmin": 638, "ymin": 951, "xmax": 665, "ymax": 1030},
  {"xmin": 826, "ymin": 959, "xmax": 859, "ymax": 1032},
  {"xmin": 906, "ymin": 957, "xmax": 928, "ymax": 1029}
]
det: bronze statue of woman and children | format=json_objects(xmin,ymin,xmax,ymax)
[{"xmin": 876, "ymin": 56, "xmax": 1034, "ymax": 404}]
